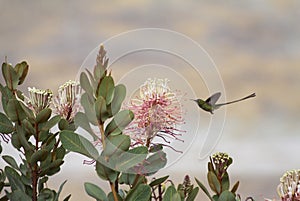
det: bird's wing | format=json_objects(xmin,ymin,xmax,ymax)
[{"xmin": 205, "ymin": 92, "xmax": 221, "ymax": 105}]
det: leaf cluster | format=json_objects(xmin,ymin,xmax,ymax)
[{"xmin": 0, "ymin": 60, "xmax": 70, "ymax": 200}]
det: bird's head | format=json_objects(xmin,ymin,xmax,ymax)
[{"xmin": 191, "ymin": 98, "xmax": 206, "ymax": 106}]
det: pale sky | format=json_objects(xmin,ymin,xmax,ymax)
[{"xmin": 1, "ymin": 1, "xmax": 300, "ymax": 200}]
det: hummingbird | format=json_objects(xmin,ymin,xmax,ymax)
[{"xmin": 192, "ymin": 92, "xmax": 256, "ymax": 114}]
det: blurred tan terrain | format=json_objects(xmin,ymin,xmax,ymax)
[{"xmin": 1, "ymin": 1, "xmax": 300, "ymax": 200}]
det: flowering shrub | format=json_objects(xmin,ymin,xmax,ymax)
[{"xmin": 0, "ymin": 45, "xmax": 295, "ymax": 201}]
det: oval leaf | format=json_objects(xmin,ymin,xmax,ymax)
[
  {"xmin": 97, "ymin": 76, "xmax": 114, "ymax": 104},
  {"xmin": 149, "ymin": 175, "xmax": 169, "ymax": 187},
  {"xmin": 60, "ymin": 130, "xmax": 99, "ymax": 159},
  {"xmin": 222, "ymin": 172, "xmax": 230, "ymax": 191},
  {"xmin": 95, "ymin": 159, "xmax": 119, "ymax": 182},
  {"xmin": 5, "ymin": 166, "xmax": 25, "ymax": 192},
  {"xmin": 30, "ymin": 149, "xmax": 49, "ymax": 165},
  {"xmin": 162, "ymin": 185, "xmax": 181, "ymax": 201},
  {"xmin": 109, "ymin": 84, "xmax": 126, "ymax": 115},
  {"xmin": 0, "ymin": 112, "xmax": 14, "ymax": 133},
  {"xmin": 186, "ymin": 187, "xmax": 199, "ymax": 201},
  {"xmin": 84, "ymin": 182, "xmax": 108, "ymax": 201},
  {"xmin": 141, "ymin": 151, "xmax": 167, "ymax": 175},
  {"xmin": 80, "ymin": 93, "xmax": 98, "ymax": 125},
  {"xmin": 14, "ymin": 61, "xmax": 29, "ymax": 85},
  {"xmin": 116, "ymin": 146, "xmax": 148, "ymax": 172},
  {"xmin": 2, "ymin": 62, "xmax": 18, "ymax": 90},
  {"xmin": 80, "ymin": 72, "xmax": 94, "ymax": 98},
  {"xmin": 125, "ymin": 184, "xmax": 151, "ymax": 201},
  {"xmin": 74, "ymin": 112, "xmax": 98, "ymax": 140},
  {"xmin": 8, "ymin": 189, "xmax": 31, "ymax": 201},
  {"xmin": 103, "ymin": 134, "xmax": 131, "ymax": 157},
  {"xmin": 207, "ymin": 171, "xmax": 221, "ymax": 194},
  {"xmin": 2, "ymin": 155, "xmax": 18, "ymax": 169},
  {"xmin": 218, "ymin": 190, "xmax": 236, "ymax": 201},
  {"xmin": 104, "ymin": 110, "xmax": 134, "ymax": 136},
  {"xmin": 95, "ymin": 96, "xmax": 108, "ymax": 123},
  {"xmin": 7, "ymin": 99, "xmax": 27, "ymax": 122}
]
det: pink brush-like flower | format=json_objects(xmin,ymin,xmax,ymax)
[
  {"xmin": 277, "ymin": 169, "xmax": 300, "ymax": 201},
  {"xmin": 125, "ymin": 78, "xmax": 185, "ymax": 150},
  {"xmin": 53, "ymin": 80, "xmax": 81, "ymax": 122}
]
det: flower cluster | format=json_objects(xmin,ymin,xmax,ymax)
[
  {"xmin": 26, "ymin": 87, "xmax": 53, "ymax": 114},
  {"xmin": 277, "ymin": 169, "xmax": 300, "ymax": 201},
  {"xmin": 25, "ymin": 81, "xmax": 81, "ymax": 121},
  {"xmin": 211, "ymin": 152, "xmax": 232, "ymax": 178},
  {"xmin": 53, "ymin": 80, "xmax": 81, "ymax": 122},
  {"xmin": 125, "ymin": 78, "xmax": 185, "ymax": 149}
]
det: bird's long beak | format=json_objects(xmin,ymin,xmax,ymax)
[{"xmin": 190, "ymin": 99, "xmax": 196, "ymax": 102}]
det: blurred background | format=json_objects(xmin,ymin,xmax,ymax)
[{"xmin": 1, "ymin": 1, "xmax": 300, "ymax": 200}]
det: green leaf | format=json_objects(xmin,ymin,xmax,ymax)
[
  {"xmin": 22, "ymin": 119, "xmax": 35, "ymax": 135},
  {"xmin": 55, "ymin": 146, "xmax": 66, "ymax": 160},
  {"xmin": 19, "ymin": 101, "xmax": 35, "ymax": 122},
  {"xmin": 14, "ymin": 61, "xmax": 29, "ymax": 85},
  {"xmin": 2, "ymin": 155, "xmax": 18, "ymax": 170},
  {"xmin": 40, "ymin": 115, "xmax": 61, "ymax": 131},
  {"xmin": 16, "ymin": 125, "xmax": 32, "ymax": 152},
  {"xmin": 80, "ymin": 72, "xmax": 94, "ymax": 98},
  {"xmin": 230, "ymin": 181, "xmax": 239, "ymax": 194},
  {"xmin": 5, "ymin": 166, "xmax": 25, "ymax": 192},
  {"xmin": 58, "ymin": 118, "xmax": 69, "ymax": 130},
  {"xmin": 30, "ymin": 149, "xmax": 49, "ymax": 165},
  {"xmin": 162, "ymin": 185, "xmax": 181, "ymax": 201},
  {"xmin": 116, "ymin": 146, "xmax": 148, "ymax": 172},
  {"xmin": 186, "ymin": 187, "xmax": 199, "ymax": 201},
  {"xmin": 208, "ymin": 161, "xmax": 214, "ymax": 172},
  {"xmin": 38, "ymin": 177, "xmax": 48, "ymax": 193},
  {"xmin": 222, "ymin": 172, "xmax": 230, "ymax": 191},
  {"xmin": 0, "ymin": 112, "xmax": 14, "ymax": 134},
  {"xmin": 217, "ymin": 190, "xmax": 236, "ymax": 201},
  {"xmin": 125, "ymin": 184, "xmax": 151, "ymax": 201},
  {"xmin": 103, "ymin": 134, "xmax": 131, "ymax": 157},
  {"xmin": 195, "ymin": 178, "xmax": 214, "ymax": 201},
  {"xmin": 11, "ymin": 133, "xmax": 21, "ymax": 150},
  {"xmin": 97, "ymin": 76, "xmax": 115, "ymax": 104},
  {"xmin": 74, "ymin": 112, "xmax": 98, "ymax": 140},
  {"xmin": 40, "ymin": 159, "xmax": 64, "ymax": 177},
  {"xmin": 60, "ymin": 130, "xmax": 99, "ymax": 159},
  {"xmin": 36, "ymin": 108, "xmax": 52, "ymax": 124},
  {"xmin": 2, "ymin": 62, "xmax": 18, "ymax": 90},
  {"xmin": 149, "ymin": 175, "xmax": 169, "ymax": 187},
  {"xmin": 119, "ymin": 173, "xmax": 137, "ymax": 185},
  {"xmin": 208, "ymin": 171, "xmax": 221, "ymax": 195},
  {"xmin": 0, "ymin": 85, "xmax": 10, "ymax": 114},
  {"xmin": 54, "ymin": 180, "xmax": 68, "ymax": 201},
  {"xmin": 80, "ymin": 93, "xmax": 98, "ymax": 125},
  {"xmin": 107, "ymin": 192, "xmax": 122, "ymax": 201},
  {"xmin": 142, "ymin": 151, "xmax": 167, "ymax": 175},
  {"xmin": 109, "ymin": 84, "xmax": 126, "ymax": 115},
  {"xmin": 84, "ymin": 182, "xmax": 108, "ymax": 201},
  {"xmin": 95, "ymin": 96, "xmax": 109, "ymax": 123},
  {"xmin": 86, "ymin": 69, "xmax": 97, "ymax": 90},
  {"xmin": 6, "ymin": 99, "xmax": 26, "ymax": 122},
  {"xmin": 95, "ymin": 159, "xmax": 119, "ymax": 182},
  {"xmin": 38, "ymin": 188, "xmax": 55, "ymax": 201},
  {"xmin": 104, "ymin": 110, "xmax": 134, "ymax": 136},
  {"xmin": 8, "ymin": 190, "xmax": 31, "ymax": 201}
]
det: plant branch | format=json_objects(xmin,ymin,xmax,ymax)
[{"xmin": 110, "ymin": 181, "xmax": 118, "ymax": 201}]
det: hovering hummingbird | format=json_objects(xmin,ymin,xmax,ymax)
[{"xmin": 192, "ymin": 92, "xmax": 256, "ymax": 114}]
